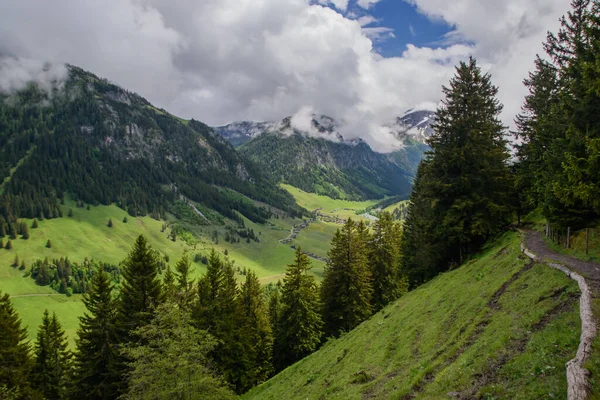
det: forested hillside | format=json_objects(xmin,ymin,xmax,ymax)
[
  {"xmin": 0, "ymin": 65, "xmax": 304, "ymax": 234},
  {"xmin": 240, "ymin": 131, "xmax": 413, "ymax": 200}
]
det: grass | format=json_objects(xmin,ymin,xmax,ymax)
[
  {"xmin": 281, "ymin": 184, "xmax": 380, "ymax": 220},
  {"xmin": 382, "ymin": 200, "xmax": 408, "ymax": 214},
  {"xmin": 289, "ymin": 221, "xmax": 339, "ymax": 259},
  {"xmin": 244, "ymin": 232, "xmax": 581, "ymax": 399}
]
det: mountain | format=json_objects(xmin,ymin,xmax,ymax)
[
  {"xmin": 0, "ymin": 64, "xmax": 303, "ymax": 227},
  {"xmin": 215, "ymin": 111, "xmax": 435, "ymax": 200},
  {"xmin": 237, "ymin": 117, "xmax": 413, "ymax": 200}
]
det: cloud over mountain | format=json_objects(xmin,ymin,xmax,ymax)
[{"xmin": 0, "ymin": 0, "xmax": 568, "ymax": 151}]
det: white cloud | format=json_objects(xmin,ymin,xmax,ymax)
[
  {"xmin": 0, "ymin": 57, "xmax": 67, "ymax": 94},
  {"xmin": 0, "ymin": 0, "xmax": 570, "ymax": 152},
  {"xmin": 357, "ymin": 15, "xmax": 378, "ymax": 27},
  {"xmin": 357, "ymin": 0, "xmax": 384, "ymax": 9}
]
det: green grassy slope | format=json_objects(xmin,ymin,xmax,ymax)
[{"xmin": 245, "ymin": 232, "xmax": 581, "ymax": 399}]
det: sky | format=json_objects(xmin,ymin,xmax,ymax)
[{"xmin": 0, "ymin": 0, "xmax": 570, "ymax": 152}]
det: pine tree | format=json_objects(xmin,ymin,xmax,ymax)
[
  {"xmin": 21, "ymin": 225, "xmax": 29, "ymax": 240},
  {"xmin": 0, "ymin": 291, "xmax": 32, "ymax": 395},
  {"xmin": 275, "ymin": 247, "xmax": 323, "ymax": 371},
  {"xmin": 121, "ymin": 302, "xmax": 235, "ymax": 400},
  {"xmin": 73, "ymin": 268, "xmax": 120, "ymax": 400},
  {"xmin": 31, "ymin": 219, "xmax": 39, "ymax": 229},
  {"xmin": 236, "ymin": 271, "xmax": 273, "ymax": 391},
  {"xmin": 402, "ymin": 57, "xmax": 512, "ymax": 282},
  {"xmin": 46, "ymin": 239, "xmax": 52, "ymax": 249},
  {"xmin": 162, "ymin": 265, "xmax": 176, "ymax": 300},
  {"xmin": 369, "ymin": 212, "xmax": 405, "ymax": 311},
  {"xmin": 122, "ymin": 216, "xmax": 128, "ymax": 223},
  {"xmin": 31, "ymin": 310, "xmax": 72, "ymax": 399},
  {"xmin": 322, "ymin": 219, "xmax": 373, "ymax": 337},
  {"xmin": 107, "ymin": 218, "xmax": 113, "ymax": 228},
  {"xmin": 5, "ymin": 239, "xmax": 12, "ymax": 250},
  {"xmin": 12, "ymin": 255, "xmax": 18, "ymax": 268},
  {"xmin": 117, "ymin": 235, "xmax": 164, "ymax": 339},
  {"xmin": 175, "ymin": 254, "xmax": 194, "ymax": 308}
]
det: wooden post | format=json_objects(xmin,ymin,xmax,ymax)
[
  {"xmin": 567, "ymin": 227, "xmax": 571, "ymax": 249},
  {"xmin": 586, "ymin": 228, "xmax": 590, "ymax": 255}
]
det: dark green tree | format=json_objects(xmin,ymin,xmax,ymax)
[
  {"xmin": 46, "ymin": 239, "xmax": 52, "ymax": 249},
  {"xmin": 31, "ymin": 219, "xmax": 39, "ymax": 229},
  {"xmin": 121, "ymin": 302, "xmax": 235, "ymax": 400},
  {"xmin": 123, "ymin": 216, "xmax": 128, "ymax": 223},
  {"xmin": 162, "ymin": 265, "xmax": 176, "ymax": 300},
  {"xmin": 0, "ymin": 291, "xmax": 32, "ymax": 395},
  {"xmin": 275, "ymin": 247, "xmax": 323, "ymax": 371},
  {"xmin": 5, "ymin": 240, "xmax": 12, "ymax": 250},
  {"xmin": 21, "ymin": 225, "xmax": 29, "ymax": 240},
  {"xmin": 175, "ymin": 254, "xmax": 195, "ymax": 308},
  {"xmin": 117, "ymin": 235, "xmax": 164, "ymax": 338},
  {"xmin": 107, "ymin": 218, "xmax": 113, "ymax": 228},
  {"xmin": 73, "ymin": 268, "xmax": 120, "ymax": 400},
  {"xmin": 402, "ymin": 57, "xmax": 512, "ymax": 283},
  {"xmin": 369, "ymin": 212, "xmax": 406, "ymax": 311},
  {"xmin": 236, "ymin": 271, "xmax": 273, "ymax": 391},
  {"xmin": 321, "ymin": 219, "xmax": 372, "ymax": 337},
  {"xmin": 68, "ymin": 208, "xmax": 73, "ymax": 217},
  {"xmin": 31, "ymin": 310, "xmax": 72, "ymax": 399}
]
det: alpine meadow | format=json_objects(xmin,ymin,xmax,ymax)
[{"xmin": 1, "ymin": 1, "xmax": 600, "ymax": 399}]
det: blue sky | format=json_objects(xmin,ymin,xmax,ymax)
[{"xmin": 322, "ymin": 0, "xmax": 456, "ymax": 57}]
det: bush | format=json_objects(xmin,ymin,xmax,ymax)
[
  {"xmin": 107, "ymin": 218, "xmax": 113, "ymax": 228},
  {"xmin": 5, "ymin": 240, "xmax": 12, "ymax": 250},
  {"xmin": 46, "ymin": 240, "xmax": 52, "ymax": 249},
  {"xmin": 123, "ymin": 216, "xmax": 128, "ymax": 223},
  {"xmin": 66, "ymin": 288, "xmax": 73, "ymax": 297},
  {"xmin": 31, "ymin": 219, "xmax": 39, "ymax": 229}
]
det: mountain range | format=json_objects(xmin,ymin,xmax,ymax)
[{"xmin": 214, "ymin": 110, "xmax": 434, "ymax": 200}]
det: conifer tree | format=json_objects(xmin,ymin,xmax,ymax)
[
  {"xmin": 236, "ymin": 271, "xmax": 273, "ymax": 390},
  {"xmin": 122, "ymin": 216, "xmax": 128, "ymax": 223},
  {"xmin": 117, "ymin": 235, "xmax": 164, "ymax": 338},
  {"xmin": 68, "ymin": 208, "xmax": 73, "ymax": 217},
  {"xmin": 5, "ymin": 239, "xmax": 12, "ymax": 250},
  {"xmin": 12, "ymin": 255, "xmax": 19, "ymax": 268},
  {"xmin": 21, "ymin": 225, "xmax": 29, "ymax": 240},
  {"xmin": 162, "ymin": 265, "xmax": 176, "ymax": 300},
  {"xmin": 46, "ymin": 239, "xmax": 52, "ymax": 249},
  {"xmin": 0, "ymin": 291, "xmax": 32, "ymax": 395},
  {"xmin": 107, "ymin": 218, "xmax": 113, "ymax": 228},
  {"xmin": 402, "ymin": 57, "xmax": 512, "ymax": 282},
  {"xmin": 73, "ymin": 268, "xmax": 120, "ymax": 400},
  {"xmin": 275, "ymin": 247, "xmax": 323, "ymax": 371},
  {"xmin": 31, "ymin": 219, "xmax": 39, "ymax": 229},
  {"xmin": 321, "ymin": 219, "xmax": 372, "ymax": 337},
  {"xmin": 31, "ymin": 310, "xmax": 72, "ymax": 399},
  {"xmin": 369, "ymin": 212, "xmax": 405, "ymax": 311},
  {"xmin": 175, "ymin": 254, "xmax": 194, "ymax": 308},
  {"xmin": 121, "ymin": 302, "xmax": 235, "ymax": 400}
]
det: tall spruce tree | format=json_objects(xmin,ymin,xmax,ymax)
[
  {"xmin": 236, "ymin": 271, "xmax": 274, "ymax": 391},
  {"xmin": 162, "ymin": 265, "xmax": 176, "ymax": 300},
  {"xmin": 0, "ymin": 291, "xmax": 32, "ymax": 396},
  {"xmin": 31, "ymin": 310, "xmax": 72, "ymax": 399},
  {"xmin": 402, "ymin": 57, "xmax": 512, "ymax": 283},
  {"xmin": 369, "ymin": 212, "xmax": 406, "ymax": 311},
  {"xmin": 275, "ymin": 247, "xmax": 323, "ymax": 371},
  {"xmin": 175, "ymin": 254, "xmax": 195, "ymax": 308},
  {"xmin": 321, "ymin": 219, "xmax": 373, "ymax": 337},
  {"xmin": 117, "ymin": 235, "xmax": 164, "ymax": 338},
  {"xmin": 73, "ymin": 267, "xmax": 119, "ymax": 400}
]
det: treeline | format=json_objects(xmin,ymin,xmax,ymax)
[
  {"xmin": 401, "ymin": 0, "xmax": 600, "ymax": 286},
  {"xmin": 514, "ymin": 0, "xmax": 600, "ymax": 230},
  {"xmin": 0, "ymin": 212, "xmax": 406, "ymax": 398},
  {"xmin": 0, "ymin": 66, "xmax": 304, "ymax": 229},
  {"xmin": 28, "ymin": 257, "xmax": 120, "ymax": 295}
]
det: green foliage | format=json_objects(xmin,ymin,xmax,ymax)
[
  {"xmin": 275, "ymin": 248, "xmax": 323, "ymax": 371},
  {"xmin": 236, "ymin": 271, "xmax": 274, "ymax": 391},
  {"xmin": 73, "ymin": 268, "xmax": 120, "ymax": 400},
  {"xmin": 122, "ymin": 216, "xmax": 128, "ymax": 223},
  {"xmin": 369, "ymin": 212, "xmax": 407, "ymax": 311},
  {"xmin": 117, "ymin": 235, "xmax": 164, "ymax": 339},
  {"xmin": 31, "ymin": 219, "xmax": 38, "ymax": 229},
  {"xmin": 516, "ymin": 0, "xmax": 600, "ymax": 228},
  {"xmin": 322, "ymin": 219, "xmax": 373, "ymax": 337},
  {"xmin": 5, "ymin": 239, "xmax": 12, "ymax": 250},
  {"xmin": 29, "ymin": 257, "xmax": 120, "ymax": 294},
  {"xmin": 122, "ymin": 302, "xmax": 235, "ymax": 400},
  {"xmin": 175, "ymin": 254, "xmax": 195, "ymax": 308},
  {"xmin": 402, "ymin": 57, "xmax": 513, "ymax": 285},
  {"xmin": 0, "ymin": 291, "xmax": 32, "ymax": 395},
  {"xmin": 46, "ymin": 239, "xmax": 52, "ymax": 248},
  {"xmin": 31, "ymin": 310, "xmax": 72, "ymax": 399},
  {"xmin": 107, "ymin": 218, "xmax": 113, "ymax": 228}
]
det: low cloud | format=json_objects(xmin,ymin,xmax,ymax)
[{"xmin": 0, "ymin": 56, "xmax": 67, "ymax": 94}]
